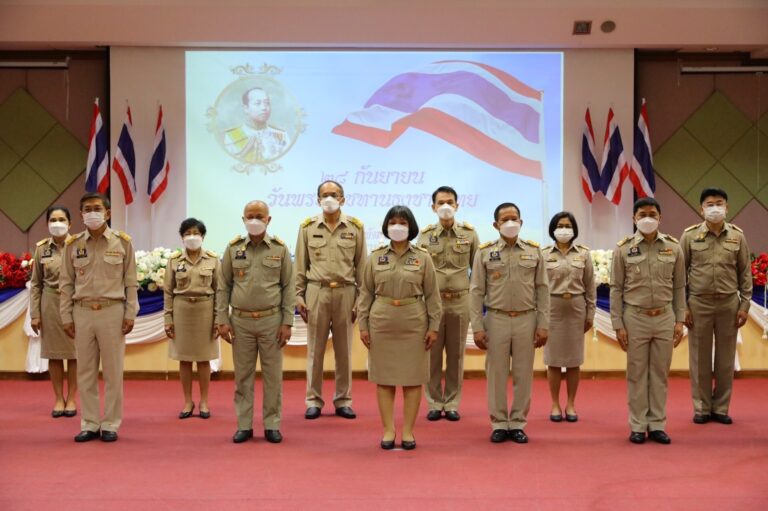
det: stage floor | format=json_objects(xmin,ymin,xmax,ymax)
[{"xmin": 1, "ymin": 377, "xmax": 767, "ymax": 510}]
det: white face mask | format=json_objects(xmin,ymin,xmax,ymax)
[
  {"xmin": 554, "ymin": 228, "xmax": 574, "ymax": 244},
  {"xmin": 387, "ymin": 224, "xmax": 409, "ymax": 242},
  {"xmin": 436, "ymin": 203, "xmax": 456, "ymax": 220},
  {"xmin": 499, "ymin": 220, "xmax": 521, "ymax": 239},
  {"xmin": 183, "ymin": 235, "xmax": 203, "ymax": 251},
  {"xmin": 320, "ymin": 196, "xmax": 340, "ymax": 214},
  {"xmin": 703, "ymin": 205, "xmax": 726, "ymax": 223},
  {"xmin": 48, "ymin": 221, "xmax": 69, "ymax": 238},
  {"xmin": 636, "ymin": 217, "xmax": 659, "ymax": 235},
  {"xmin": 83, "ymin": 211, "xmax": 105, "ymax": 230},
  {"xmin": 244, "ymin": 218, "xmax": 267, "ymax": 236}
]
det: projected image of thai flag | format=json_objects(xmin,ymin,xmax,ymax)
[{"xmin": 332, "ymin": 60, "xmax": 543, "ymax": 180}]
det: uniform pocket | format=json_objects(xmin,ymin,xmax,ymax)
[
  {"xmin": 626, "ymin": 254, "xmax": 647, "ymax": 283},
  {"xmin": 308, "ymin": 238, "xmax": 327, "ymax": 261},
  {"xmin": 451, "ymin": 243, "xmax": 471, "ymax": 267},
  {"xmin": 232, "ymin": 260, "xmax": 249, "ymax": 281},
  {"xmin": 517, "ymin": 257, "xmax": 538, "ymax": 283},
  {"xmin": 656, "ymin": 255, "xmax": 676, "ymax": 279},
  {"xmin": 104, "ymin": 255, "xmax": 124, "ymax": 278}
]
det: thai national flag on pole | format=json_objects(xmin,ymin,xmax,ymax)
[
  {"xmin": 147, "ymin": 105, "xmax": 170, "ymax": 204},
  {"xmin": 581, "ymin": 107, "xmax": 601, "ymax": 202},
  {"xmin": 85, "ymin": 98, "xmax": 109, "ymax": 194},
  {"xmin": 333, "ymin": 60, "xmax": 544, "ymax": 179},
  {"xmin": 629, "ymin": 99, "xmax": 656, "ymax": 198},
  {"xmin": 599, "ymin": 108, "xmax": 630, "ymax": 205},
  {"xmin": 112, "ymin": 105, "xmax": 137, "ymax": 205}
]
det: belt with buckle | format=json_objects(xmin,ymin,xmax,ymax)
[
  {"xmin": 440, "ymin": 290, "xmax": 468, "ymax": 300},
  {"xmin": 75, "ymin": 299, "xmax": 123, "ymax": 311},
  {"xmin": 693, "ymin": 292, "xmax": 734, "ymax": 300},
  {"xmin": 552, "ymin": 292, "xmax": 583, "ymax": 300},
  {"xmin": 176, "ymin": 295, "xmax": 213, "ymax": 303},
  {"xmin": 232, "ymin": 306, "xmax": 280, "ymax": 319},
  {"xmin": 377, "ymin": 296, "xmax": 420, "ymax": 307},
  {"xmin": 43, "ymin": 286, "xmax": 60, "ymax": 295},
  {"xmin": 486, "ymin": 307, "xmax": 534, "ymax": 317},
  {"xmin": 629, "ymin": 304, "xmax": 668, "ymax": 317},
  {"xmin": 314, "ymin": 281, "xmax": 351, "ymax": 289}
]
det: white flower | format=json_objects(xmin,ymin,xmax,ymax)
[
  {"xmin": 147, "ymin": 282, "xmax": 158, "ymax": 292},
  {"xmin": 21, "ymin": 260, "xmax": 29, "ymax": 268},
  {"xmin": 137, "ymin": 271, "xmax": 146, "ymax": 282}
]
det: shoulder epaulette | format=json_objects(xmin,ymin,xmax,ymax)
[
  {"xmin": 542, "ymin": 245, "xmax": 553, "ymax": 251},
  {"xmin": 478, "ymin": 241, "xmax": 494, "ymax": 250},
  {"xmin": 117, "ymin": 231, "xmax": 132, "ymax": 242},
  {"xmin": 524, "ymin": 239, "xmax": 539, "ymax": 248},
  {"xmin": 413, "ymin": 245, "xmax": 428, "ymax": 253},
  {"xmin": 617, "ymin": 236, "xmax": 632, "ymax": 247},
  {"xmin": 229, "ymin": 235, "xmax": 244, "ymax": 246},
  {"xmin": 169, "ymin": 251, "xmax": 182, "ymax": 259},
  {"xmin": 461, "ymin": 221, "xmax": 474, "ymax": 230},
  {"xmin": 373, "ymin": 243, "xmax": 389, "ymax": 252},
  {"xmin": 206, "ymin": 250, "xmax": 217, "ymax": 258},
  {"xmin": 684, "ymin": 224, "xmax": 700, "ymax": 232},
  {"xmin": 347, "ymin": 216, "xmax": 363, "ymax": 229},
  {"xmin": 577, "ymin": 244, "xmax": 590, "ymax": 251},
  {"xmin": 665, "ymin": 234, "xmax": 679, "ymax": 244},
  {"xmin": 301, "ymin": 217, "xmax": 315, "ymax": 228},
  {"xmin": 66, "ymin": 232, "xmax": 85, "ymax": 246},
  {"xmin": 420, "ymin": 224, "xmax": 436, "ymax": 233},
  {"xmin": 730, "ymin": 224, "xmax": 743, "ymax": 233},
  {"xmin": 272, "ymin": 236, "xmax": 285, "ymax": 246},
  {"xmin": 36, "ymin": 238, "xmax": 49, "ymax": 247}
]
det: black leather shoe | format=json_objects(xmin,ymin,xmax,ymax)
[
  {"xmin": 199, "ymin": 410, "xmax": 211, "ymax": 419},
  {"xmin": 380, "ymin": 439, "xmax": 395, "ymax": 450},
  {"xmin": 100, "ymin": 430, "xmax": 118, "ymax": 442},
  {"xmin": 401, "ymin": 439, "xmax": 416, "ymax": 450},
  {"xmin": 693, "ymin": 414, "xmax": 711, "ymax": 424},
  {"xmin": 565, "ymin": 414, "xmax": 579, "ymax": 423},
  {"xmin": 549, "ymin": 414, "xmax": 563, "ymax": 422},
  {"xmin": 52, "ymin": 409, "xmax": 65, "ymax": 418},
  {"xmin": 444, "ymin": 411, "xmax": 460, "ymax": 422},
  {"xmin": 490, "ymin": 429, "xmax": 508, "ymax": 443},
  {"xmin": 305, "ymin": 407, "xmax": 321, "ymax": 420},
  {"xmin": 508, "ymin": 429, "xmax": 528, "ymax": 444},
  {"xmin": 63, "ymin": 409, "xmax": 77, "ymax": 418},
  {"xmin": 335, "ymin": 406, "xmax": 356, "ymax": 419},
  {"xmin": 711, "ymin": 413, "xmax": 733, "ymax": 425},
  {"xmin": 74, "ymin": 430, "xmax": 100, "ymax": 443},
  {"xmin": 264, "ymin": 430, "xmax": 283, "ymax": 443},
  {"xmin": 648, "ymin": 430, "xmax": 671, "ymax": 444},
  {"xmin": 629, "ymin": 432, "xmax": 646, "ymax": 444},
  {"xmin": 232, "ymin": 429, "xmax": 253, "ymax": 443},
  {"xmin": 426, "ymin": 410, "xmax": 442, "ymax": 421},
  {"xmin": 179, "ymin": 403, "xmax": 195, "ymax": 419}
]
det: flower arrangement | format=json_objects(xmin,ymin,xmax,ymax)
[
  {"xmin": 751, "ymin": 253, "xmax": 768, "ymax": 286},
  {"xmin": 135, "ymin": 247, "xmax": 178, "ymax": 292},
  {"xmin": 0, "ymin": 252, "xmax": 33, "ymax": 289},
  {"xmin": 590, "ymin": 249, "xmax": 613, "ymax": 286}
]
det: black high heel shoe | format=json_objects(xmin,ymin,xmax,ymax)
[
  {"xmin": 199, "ymin": 409, "xmax": 211, "ymax": 419},
  {"xmin": 179, "ymin": 403, "xmax": 195, "ymax": 419},
  {"xmin": 401, "ymin": 439, "xmax": 416, "ymax": 450}
]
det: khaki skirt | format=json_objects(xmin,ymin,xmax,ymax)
[
  {"xmin": 544, "ymin": 294, "xmax": 586, "ymax": 368},
  {"xmin": 368, "ymin": 299, "xmax": 429, "ymax": 386},
  {"xmin": 41, "ymin": 291, "xmax": 76, "ymax": 360},
  {"xmin": 168, "ymin": 296, "xmax": 218, "ymax": 362}
]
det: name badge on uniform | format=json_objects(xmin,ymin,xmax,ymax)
[
  {"xmin": 725, "ymin": 238, "xmax": 739, "ymax": 245},
  {"xmin": 42, "ymin": 248, "xmax": 52, "ymax": 258},
  {"xmin": 105, "ymin": 250, "xmax": 122, "ymax": 257},
  {"xmin": 628, "ymin": 246, "xmax": 641, "ymax": 257},
  {"xmin": 489, "ymin": 251, "xmax": 501, "ymax": 261},
  {"xmin": 429, "ymin": 234, "xmax": 439, "ymax": 245},
  {"xmin": 266, "ymin": 255, "xmax": 281, "ymax": 261},
  {"xmin": 573, "ymin": 255, "xmax": 585, "ymax": 261},
  {"xmin": 520, "ymin": 254, "xmax": 535, "ymax": 260},
  {"xmin": 456, "ymin": 239, "xmax": 470, "ymax": 246},
  {"xmin": 378, "ymin": 255, "xmax": 389, "ymax": 265},
  {"xmin": 405, "ymin": 256, "xmax": 421, "ymax": 266},
  {"xmin": 658, "ymin": 248, "xmax": 673, "ymax": 255},
  {"xmin": 547, "ymin": 257, "xmax": 558, "ymax": 263},
  {"xmin": 340, "ymin": 232, "xmax": 355, "ymax": 240},
  {"xmin": 693, "ymin": 237, "xmax": 706, "ymax": 243},
  {"xmin": 234, "ymin": 250, "xmax": 247, "ymax": 260},
  {"xmin": 177, "ymin": 262, "xmax": 186, "ymax": 273},
  {"xmin": 312, "ymin": 234, "xmax": 324, "ymax": 238},
  {"xmin": 75, "ymin": 248, "xmax": 88, "ymax": 259}
]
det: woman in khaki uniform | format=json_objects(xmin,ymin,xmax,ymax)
[
  {"xmin": 543, "ymin": 212, "xmax": 595, "ymax": 422},
  {"xmin": 359, "ymin": 206, "xmax": 442, "ymax": 450},
  {"xmin": 30, "ymin": 205, "xmax": 78, "ymax": 418},
  {"xmin": 163, "ymin": 218, "xmax": 220, "ymax": 419}
]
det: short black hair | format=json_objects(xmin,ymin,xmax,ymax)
[
  {"xmin": 381, "ymin": 205, "xmax": 419, "ymax": 241},
  {"xmin": 548, "ymin": 211, "xmax": 579, "ymax": 242},
  {"xmin": 431, "ymin": 186, "xmax": 458, "ymax": 204},
  {"xmin": 80, "ymin": 192, "xmax": 110, "ymax": 210},
  {"xmin": 493, "ymin": 202, "xmax": 521, "ymax": 221},
  {"xmin": 241, "ymin": 87, "xmax": 267, "ymax": 105},
  {"xmin": 317, "ymin": 180, "xmax": 345, "ymax": 198},
  {"xmin": 46, "ymin": 205, "xmax": 71, "ymax": 223},
  {"xmin": 633, "ymin": 197, "xmax": 661, "ymax": 215},
  {"xmin": 700, "ymin": 188, "xmax": 728, "ymax": 204},
  {"xmin": 179, "ymin": 217, "xmax": 207, "ymax": 237}
]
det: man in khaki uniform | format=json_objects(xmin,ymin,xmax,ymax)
[
  {"xmin": 610, "ymin": 198, "xmax": 685, "ymax": 445},
  {"xmin": 417, "ymin": 186, "xmax": 479, "ymax": 421},
  {"xmin": 295, "ymin": 180, "xmax": 366, "ymax": 420},
  {"xmin": 680, "ymin": 188, "xmax": 752, "ymax": 425},
  {"xmin": 470, "ymin": 202, "xmax": 549, "ymax": 444},
  {"xmin": 217, "ymin": 201, "xmax": 294, "ymax": 444},
  {"xmin": 60, "ymin": 192, "xmax": 138, "ymax": 443}
]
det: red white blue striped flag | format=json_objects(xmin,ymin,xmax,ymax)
[
  {"xmin": 599, "ymin": 108, "xmax": 629, "ymax": 205},
  {"xmin": 112, "ymin": 105, "xmax": 137, "ymax": 205},
  {"xmin": 332, "ymin": 60, "xmax": 544, "ymax": 179},
  {"xmin": 85, "ymin": 98, "xmax": 109, "ymax": 194},
  {"xmin": 147, "ymin": 105, "xmax": 170, "ymax": 204},
  {"xmin": 581, "ymin": 107, "xmax": 601, "ymax": 202},
  {"xmin": 629, "ymin": 99, "xmax": 656, "ymax": 198}
]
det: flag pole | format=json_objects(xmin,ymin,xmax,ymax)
[{"xmin": 539, "ymin": 90, "xmax": 548, "ymax": 244}]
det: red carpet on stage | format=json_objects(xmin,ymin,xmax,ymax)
[{"xmin": 1, "ymin": 377, "xmax": 766, "ymax": 510}]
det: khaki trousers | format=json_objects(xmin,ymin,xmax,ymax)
[
  {"xmin": 426, "ymin": 295, "xmax": 468, "ymax": 412},
  {"xmin": 231, "ymin": 314, "xmax": 283, "ymax": 430},
  {"xmin": 484, "ymin": 310, "xmax": 536, "ymax": 431},
  {"xmin": 73, "ymin": 304, "xmax": 125, "ymax": 433},
  {"xmin": 624, "ymin": 305, "xmax": 674, "ymax": 433},
  {"xmin": 305, "ymin": 283, "xmax": 356, "ymax": 409},
  {"xmin": 688, "ymin": 293, "xmax": 740, "ymax": 415}
]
